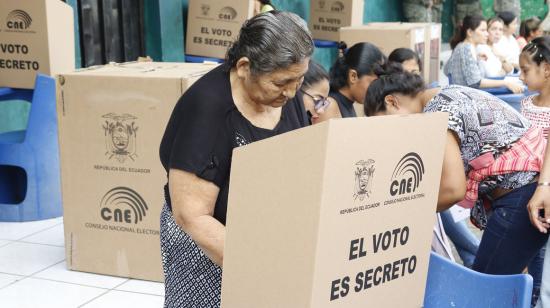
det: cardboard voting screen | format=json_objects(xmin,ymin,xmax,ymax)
[
  {"xmin": 185, "ymin": 0, "xmax": 254, "ymax": 59},
  {"xmin": 222, "ymin": 113, "xmax": 449, "ymax": 308},
  {"xmin": 309, "ymin": 0, "xmax": 364, "ymax": 41},
  {"xmin": 0, "ymin": 0, "xmax": 74, "ymax": 88}
]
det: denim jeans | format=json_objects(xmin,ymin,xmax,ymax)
[
  {"xmin": 440, "ymin": 209, "xmax": 480, "ymax": 268},
  {"xmin": 536, "ymin": 239, "xmax": 550, "ymax": 308},
  {"xmin": 473, "ymin": 183, "xmax": 549, "ymax": 276},
  {"xmin": 530, "ymin": 245, "xmax": 546, "ymax": 305}
]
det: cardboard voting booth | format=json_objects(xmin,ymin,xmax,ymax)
[
  {"xmin": 367, "ymin": 22, "xmax": 442, "ymax": 84},
  {"xmin": 339, "ymin": 24, "xmax": 428, "ymax": 81},
  {"xmin": 0, "ymin": 0, "xmax": 74, "ymax": 89},
  {"xmin": 57, "ymin": 61, "xmax": 217, "ymax": 281},
  {"xmin": 221, "ymin": 113, "xmax": 449, "ymax": 308},
  {"xmin": 186, "ymin": 0, "xmax": 254, "ymax": 59},
  {"xmin": 309, "ymin": 0, "xmax": 364, "ymax": 41}
]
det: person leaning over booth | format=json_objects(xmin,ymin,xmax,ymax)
[
  {"xmin": 364, "ymin": 67, "xmax": 549, "ymax": 282},
  {"xmin": 158, "ymin": 11, "xmax": 313, "ymax": 308}
]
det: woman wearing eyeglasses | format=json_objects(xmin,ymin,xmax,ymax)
[
  {"xmin": 317, "ymin": 42, "xmax": 386, "ymax": 121},
  {"xmin": 299, "ymin": 60, "xmax": 330, "ymax": 125}
]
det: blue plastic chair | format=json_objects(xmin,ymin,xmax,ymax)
[
  {"xmin": 423, "ymin": 252, "xmax": 533, "ymax": 308},
  {"xmin": 0, "ymin": 74, "xmax": 63, "ymax": 221},
  {"xmin": 314, "ymin": 39, "xmax": 339, "ymax": 48},
  {"xmin": 185, "ymin": 55, "xmax": 224, "ymax": 63}
]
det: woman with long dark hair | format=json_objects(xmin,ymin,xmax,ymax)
[
  {"xmin": 445, "ymin": 15, "xmax": 522, "ymax": 93},
  {"xmin": 317, "ymin": 42, "xmax": 385, "ymax": 120}
]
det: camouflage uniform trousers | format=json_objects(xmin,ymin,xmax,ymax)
[
  {"xmin": 455, "ymin": 1, "xmax": 483, "ymax": 27},
  {"xmin": 403, "ymin": 0, "xmax": 444, "ymax": 23},
  {"xmin": 493, "ymin": 0, "xmax": 521, "ymax": 18}
]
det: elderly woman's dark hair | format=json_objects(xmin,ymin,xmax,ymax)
[
  {"xmin": 329, "ymin": 42, "xmax": 386, "ymax": 92},
  {"xmin": 226, "ymin": 11, "xmax": 313, "ymax": 75},
  {"xmin": 388, "ymin": 48, "xmax": 422, "ymax": 71},
  {"xmin": 364, "ymin": 64, "xmax": 425, "ymax": 116},
  {"xmin": 302, "ymin": 60, "xmax": 329, "ymax": 89}
]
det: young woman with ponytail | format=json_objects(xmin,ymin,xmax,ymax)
[
  {"xmin": 316, "ymin": 42, "xmax": 386, "ymax": 121},
  {"xmin": 445, "ymin": 15, "xmax": 523, "ymax": 93}
]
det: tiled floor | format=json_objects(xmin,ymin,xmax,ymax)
[{"xmin": 0, "ymin": 217, "xmax": 164, "ymax": 308}]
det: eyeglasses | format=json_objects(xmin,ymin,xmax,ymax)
[{"xmin": 300, "ymin": 89, "xmax": 331, "ymax": 112}]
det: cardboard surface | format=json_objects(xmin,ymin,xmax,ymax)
[
  {"xmin": 222, "ymin": 113, "xmax": 449, "ymax": 307},
  {"xmin": 0, "ymin": 0, "xmax": 74, "ymax": 89},
  {"xmin": 185, "ymin": 0, "xmax": 254, "ymax": 59},
  {"xmin": 368, "ymin": 22, "xmax": 442, "ymax": 84},
  {"xmin": 340, "ymin": 24, "xmax": 428, "ymax": 81},
  {"xmin": 57, "ymin": 61, "xmax": 217, "ymax": 282},
  {"xmin": 309, "ymin": 0, "xmax": 364, "ymax": 42}
]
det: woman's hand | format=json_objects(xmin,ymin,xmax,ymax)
[
  {"xmin": 477, "ymin": 52, "xmax": 488, "ymax": 62},
  {"xmin": 527, "ymin": 186, "xmax": 550, "ymax": 233},
  {"xmin": 504, "ymin": 80, "xmax": 524, "ymax": 94},
  {"xmin": 501, "ymin": 60, "xmax": 514, "ymax": 75}
]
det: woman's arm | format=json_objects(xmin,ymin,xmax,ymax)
[
  {"xmin": 527, "ymin": 133, "xmax": 550, "ymax": 233},
  {"xmin": 501, "ymin": 59, "xmax": 514, "ymax": 75},
  {"xmin": 169, "ymin": 168, "xmax": 225, "ymax": 266},
  {"xmin": 458, "ymin": 44, "xmax": 522, "ymax": 93},
  {"xmin": 437, "ymin": 131, "xmax": 467, "ymax": 212},
  {"xmin": 479, "ymin": 78, "xmax": 523, "ymax": 93}
]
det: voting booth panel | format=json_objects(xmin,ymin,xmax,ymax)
[{"xmin": 222, "ymin": 113, "xmax": 449, "ymax": 307}]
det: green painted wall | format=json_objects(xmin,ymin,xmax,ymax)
[
  {"xmin": 0, "ymin": 101, "xmax": 30, "ymax": 134},
  {"xmin": 480, "ymin": 0, "xmax": 548, "ymax": 19},
  {"xmin": 440, "ymin": 0, "xmax": 549, "ymax": 42}
]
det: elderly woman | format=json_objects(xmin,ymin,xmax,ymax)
[{"xmin": 159, "ymin": 11, "xmax": 313, "ymax": 307}]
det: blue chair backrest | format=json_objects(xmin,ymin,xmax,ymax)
[{"xmin": 423, "ymin": 252, "xmax": 533, "ymax": 308}]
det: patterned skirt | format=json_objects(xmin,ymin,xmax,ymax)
[{"xmin": 160, "ymin": 204, "xmax": 222, "ymax": 308}]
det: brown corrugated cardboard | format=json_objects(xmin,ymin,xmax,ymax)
[
  {"xmin": 221, "ymin": 113, "xmax": 449, "ymax": 307},
  {"xmin": 309, "ymin": 0, "xmax": 364, "ymax": 42},
  {"xmin": 0, "ymin": 0, "xmax": 74, "ymax": 89},
  {"xmin": 185, "ymin": 0, "xmax": 254, "ymax": 59},
  {"xmin": 57, "ymin": 61, "xmax": 217, "ymax": 282},
  {"xmin": 427, "ymin": 23, "xmax": 442, "ymax": 84},
  {"xmin": 340, "ymin": 24, "xmax": 427, "ymax": 81},
  {"xmin": 368, "ymin": 22, "xmax": 442, "ymax": 84}
]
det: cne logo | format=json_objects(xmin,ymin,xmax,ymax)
[
  {"xmin": 390, "ymin": 153, "xmax": 425, "ymax": 196},
  {"xmin": 218, "ymin": 6, "xmax": 237, "ymax": 20},
  {"xmin": 6, "ymin": 10, "xmax": 32, "ymax": 30},
  {"xmin": 331, "ymin": 1, "xmax": 345, "ymax": 12},
  {"xmin": 100, "ymin": 187, "xmax": 148, "ymax": 224}
]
